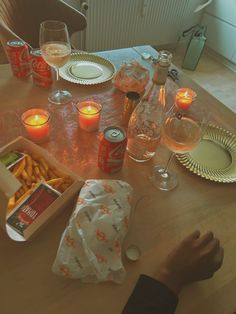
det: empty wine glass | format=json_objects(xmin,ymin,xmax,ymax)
[
  {"xmin": 149, "ymin": 88, "xmax": 208, "ymax": 191},
  {"xmin": 39, "ymin": 20, "xmax": 72, "ymax": 105}
]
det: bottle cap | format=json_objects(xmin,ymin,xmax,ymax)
[
  {"xmin": 125, "ymin": 245, "xmax": 141, "ymax": 261},
  {"xmin": 158, "ymin": 50, "xmax": 173, "ymax": 67}
]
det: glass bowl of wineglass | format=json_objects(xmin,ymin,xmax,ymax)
[
  {"xmin": 39, "ymin": 20, "xmax": 72, "ymax": 105},
  {"xmin": 149, "ymin": 88, "xmax": 208, "ymax": 191}
]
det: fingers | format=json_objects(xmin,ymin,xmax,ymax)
[
  {"xmin": 186, "ymin": 230, "xmax": 201, "ymax": 241},
  {"xmin": 201, "ymin": 246, "xmax": 224, "ymax": 280},
  {"xmin": 196, "ymin": 231, "xmax": 214, "ymax": 247},
  {"xmin": 212, "ymin": 246, "xmax": 224, "ymax": 271},
  {"xmin": 204, "ymin": 238, "xmax": 220, "ymax": 257}
]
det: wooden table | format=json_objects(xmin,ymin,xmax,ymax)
[{"xmin": 0, "ymin": 46, "xmax": 236, "ymax": 314}]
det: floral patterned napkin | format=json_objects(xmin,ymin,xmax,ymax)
[{"xmin": 52, "ymin": 179, "xmax": 132, "ymax": 283}]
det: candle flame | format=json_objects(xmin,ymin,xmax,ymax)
[
  {"xmin": 88, "ymin": 105, "xmax": 91, "ymax": 112},
  {"xmin": 35, "ymin": 114, "xmax": 40, "ymax": 121}
]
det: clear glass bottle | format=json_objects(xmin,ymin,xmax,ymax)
[{"xmin": 126, "ymin": 50, "xmax": 172, "ymax": 162}]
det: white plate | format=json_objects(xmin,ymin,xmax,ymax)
[{"xmin": 59, "ymin": 53, "xmax": 116, "ymax": 85}]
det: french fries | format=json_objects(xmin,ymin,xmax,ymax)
[{"xmin": 7, "ymin": 151, "xmax": 74, "ymax": 214}]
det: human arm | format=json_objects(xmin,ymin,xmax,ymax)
[{"xmin": 122, "ymin": 230, "xmax": 224, "ymax": 314}]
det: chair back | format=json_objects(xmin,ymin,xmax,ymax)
[{"xmin": 0, "ymin": 0, "xmax": 87, "ymax": 64}]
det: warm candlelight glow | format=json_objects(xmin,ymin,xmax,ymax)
[
  {"xmin": 21, "ymin": 109, "xmax": 50, "ymax": 142},
  {"xmin": 175, "ymin": 88, "xmax": 196, "ymax": 110},
  {"xmin": 76, "ymin": 100, "xmax": 102, "ymax": 132}
]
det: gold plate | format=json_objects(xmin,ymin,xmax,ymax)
[
  {"xmin": 176, "ymin": 125, "xmax": 236, "ymax": 183},
  {"xmin": 59, "ymin": 52, "xmax": 116, "ymax": 85}
]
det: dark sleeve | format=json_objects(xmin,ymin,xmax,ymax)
[{"xmin": 122, "ymin": 275, "xmax": 178, "ymax": 314}]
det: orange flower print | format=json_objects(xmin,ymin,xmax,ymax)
[
  {"xmin": 114, "ymin": 240, "xmax": 121, "ymax": 255},
  {"xmin": 96, "ymin": 229, "xmax": 107, "ymax": 241},
  {"xmin": 96, "ymin": 253, "xmax": 108, "ymax": 263},
  {"xmin": 59, "ymin": 264, "xmax": 70, "ymax": 278},
  {"xmin": 100, "ymin": 205, "xmax": 111, "ymax": 215},
  {"xmin": 66, "ymin": 235, "xmax": 75, "ymax": 248},
  {"xmin": 77, "ymin": 197, "xmax": 85, "ymax": 205},
  {"xmin": 103, "ymin": 184, "xmax": 114, "ymax": 194},
  {"xmin": 124, "ymin": 216, "xmax": 129, "ymax": 229}
]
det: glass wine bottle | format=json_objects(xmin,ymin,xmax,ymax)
[{"xmin": 126, "ymin": 50, "xmax": 172, "ymax": 162}]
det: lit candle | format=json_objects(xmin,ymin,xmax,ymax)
[
  {"xmin": 76, "ymin": 100, "xmax": 102, "ymax": 132},
  {"xmin": 21, "ymin": 109, "xmax": 50, "ymax": 142},
  {"xmin": 175, "ymin": 88, "xmax": 196, "ymax": 110}
]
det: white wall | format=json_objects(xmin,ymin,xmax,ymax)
[
  {"xmin": 64, "ymin": 0, "xmax": 205, "ymax": 52},
  {"xmin": 201, "ymin": 0, "xmax": 236, "ymax": 64}
]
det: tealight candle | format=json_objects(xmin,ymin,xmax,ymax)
[
  {"xmin": 175, "ymin": 88, "xmax": 196, "ymax": 110},
  {"xmin": 76, "ymin": 100, "xmax": 102, "ymax": 132},
  {"xmin": 21, "ymin": 108, "xmax": 50, "ymax": 143}
]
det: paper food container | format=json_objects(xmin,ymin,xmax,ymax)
[{"xmin": 0, "ymin": 136, "xmax": 84, "ymax": 242}]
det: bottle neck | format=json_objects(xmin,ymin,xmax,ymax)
[{"xmin": 152, "ymin": 63, "xmax": 169, "ymax": 85}]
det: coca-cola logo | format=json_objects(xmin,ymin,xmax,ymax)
[
  {"xmin": 32, "ymin": 59, "xmax": 51, "ymax": 72},
  {"xmin": 108, "ymin": 144, "xmax": 126, "ymax": 161}
]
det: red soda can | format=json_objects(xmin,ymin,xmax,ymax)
[
  {"xmin": 98, "ymin": 126, "xmax": 127, "ymax": 173},
  {"xmin": 6, "ymin": 39, "xmax": 31, "ymax": 78},
  {"xmin": 30, "ymin": 49, "xmax": 53, "ymax": 88}
]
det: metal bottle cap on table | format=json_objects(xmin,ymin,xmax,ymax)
[{"xmin": 125, "ymin": 244, "xmax": 141, "ymax": 262}]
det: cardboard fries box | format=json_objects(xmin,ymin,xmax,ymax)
[{"xmin": 0, "ymin": 136, "xmax": 84, "ymax": 241}]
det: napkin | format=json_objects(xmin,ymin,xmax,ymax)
[{"xmin": 52, "ymin": 179, "xmax": 132, "ymax": 283}]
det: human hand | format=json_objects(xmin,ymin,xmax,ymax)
[{"xmin": 154, "ymin": 230, "xmax": 224, "ymax": 294}]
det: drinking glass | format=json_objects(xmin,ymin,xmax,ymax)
[
  {"xmin": 39, "ymin": 20, "xmax": 72, "ymax": 105},
  {"xmin": 149, "ymin": 89, "xmax": 208, "ymax": 191}
]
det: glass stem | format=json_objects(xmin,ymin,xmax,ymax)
[
  {"xmin": 164, "ymin": 152, "xmax": 175, "ymax": 174},
  {"xmin": 55, "ymin": 67, "xmax": 59, "ymax": 81}
]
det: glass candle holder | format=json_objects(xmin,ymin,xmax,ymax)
[
  {"xmin": 175, "ymin": 88, "xmax": 196, "ymax": 110},
  {"xmin": 76, "ymin": 100, "xmax": 102, "ymax": 132},
  {"xmin": 21, "ymin": 108, "xmax": 50, "ymax": 143}
]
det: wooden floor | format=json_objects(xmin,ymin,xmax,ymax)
[{"xmin": 171, "ymin": 46, "xmax": 236, "ymax": 114}]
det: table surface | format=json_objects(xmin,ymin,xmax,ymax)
[{"xmin": 0, "ymin": 45, "xmax": 236, "ymax": 314}]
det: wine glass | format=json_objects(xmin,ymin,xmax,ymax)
[
  {"xmin": 149, "ymin": 88, "xmax": 207, "ymax": 191},
  {"xmin": 39, "ymin": 20, "xmax": 72, "ymax": 105}
]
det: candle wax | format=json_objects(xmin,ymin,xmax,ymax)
[
  {"xmin": 24, "ymin": 114, "xmax": 49, "ymax": 142},
  {"xmin": 79, "ymin": 104, "xmax": 101, "ymax": 132},
  {"xmin": 175, "ymin": 89, "xmax": 193, "ymax": 110}
]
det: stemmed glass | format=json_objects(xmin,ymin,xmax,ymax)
[
  {"xmin": 39, "ymin": 20, "xmax": 72, "ymax": 105},
  {"xmin": 149, "ymin": 88, "xmax": 207, "ymax": 191}
]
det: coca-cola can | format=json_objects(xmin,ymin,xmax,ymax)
[
  {"xmin": 98, "ymin": 126, "xmax": 127, "ymax": 173},
  {"xmin": 6, "ymin": 39, "xmax": 31, "ymax": 78},
  {"xmin": 30, "ymin": 49, "xmax": 53, "ymax": 88}
]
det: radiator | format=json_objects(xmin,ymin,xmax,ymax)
[{"xmin": 72, "ymin": 0, "xmax": 204, "ymax": 52}]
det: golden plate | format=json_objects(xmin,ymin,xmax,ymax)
[
  {"xmin": 59, "ymin": 52, "xmax": 116, "ymax": 85},
  {"xmin": 176, "ymin": 125, "xmax": 236, "ymax": 183}
]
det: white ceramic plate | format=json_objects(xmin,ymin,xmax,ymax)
[
  {"xmin": 59, "ymin": 52, "xmax": 116, "ymax": 85},
  {"xmin": 176, "ymin": 125, "xmax": 236, "ymax": 183}
]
